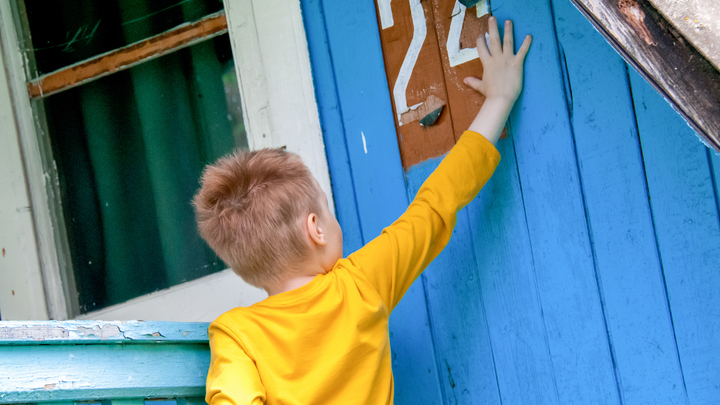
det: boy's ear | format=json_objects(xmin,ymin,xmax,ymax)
[{"xmin": 306, "ymin": 213, "xmax": 327, "ymax": 246}]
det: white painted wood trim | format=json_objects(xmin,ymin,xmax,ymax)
[
  {"xmin": 223, "ymin": 0, "xmax": 275, "ymax": 151},
  {"xmin": 0, "ymin": 0, "xmax": 66, "ymax": 320},
  {"xmin": 0, "ymin": 31, "xmax": 48, "ymax": 321},
  {"xmin": 75, "ymin": 269, "xmax": 267, "ymax": 322},
  {"xmin": 224, "ymin": 0, "xmax": 334, "ymax": 212}
]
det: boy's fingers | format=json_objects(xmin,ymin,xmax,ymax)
[
  {"xmin": 463, "ymin": 76, "xmax": 484, "ymax": 92},
  {"xmin": 503, "ymin": 20, "xmax": 514, "ymax": 54},
  {"xmin": 487, "ymin": 17, "xmax": 502, "ymax": 56},
  {"xmin": 515, "ymin": 34, "xmax": 532, "ymax": 61},
  {"xmin": 476, "ymin": 32, "xmax": 491, "ymax": 61}
]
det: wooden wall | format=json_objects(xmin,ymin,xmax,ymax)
[{"xmin": 300, "ymin": 0, "xmax": 720, "ymax": 404}]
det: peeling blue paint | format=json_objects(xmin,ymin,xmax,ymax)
[
  {"xmin": 0, "ymin": 321, "xmax": 209, "ymax": 404},
  {"xmin": 0, "ymin": 321, "xmax": 208, "ymax": 345}
]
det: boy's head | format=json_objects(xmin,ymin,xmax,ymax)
[{"xmin": 193, "ymin": 148, "xmax": 342, "ymax": 290}]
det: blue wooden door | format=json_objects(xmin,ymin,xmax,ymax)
[{"xmin": 301, "ymin": 0, "xmax": 720, "ymax": 404}]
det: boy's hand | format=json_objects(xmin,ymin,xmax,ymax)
[
  {"xmin": 464, "ymin": 17, "xmax": 531, "ymax": 144},
  {"xmin": 464, "ymin": 17, "xmax": 532, "ymax": 103}
]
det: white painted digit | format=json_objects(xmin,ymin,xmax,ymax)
[
  {"xmin": 377, "ymin": 0, "xmax": 394, "ymax": 29},
  {"xmin": 476, "ymin": 0, "xmax": 489, "ymax": 17},
  {"xmin": 393, "ymin": 0, "xmax": 426, "ymax": 121},
  {"xmin": 380, "ymin": 0, "xmax": 490, "ymax": 124},
  {"xmin": 447, "ymin": 0, "xmax": 489, "ymax": 67}
]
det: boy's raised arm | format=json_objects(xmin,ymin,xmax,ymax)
[{"xmin": 346, "ymin": 17, "xmax": 531, "ymax": 311}]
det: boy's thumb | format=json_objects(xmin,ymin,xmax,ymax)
[{"xmin": 464, "ymin": 77, "xmax": 483, "ymax": 91}]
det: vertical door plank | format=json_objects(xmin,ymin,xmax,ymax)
[
  {"xmin": 375, "ymin": 0, "xmax": 456, "ymax": 169},
  {"xmin": 630, "ymin": 70, "xmax": 720, "ymax": 404},
  {"xmin": 389, "ymin": 280, "xmax": 445, "ymax": 404},
  {"xmin": 299, "ymin": 0, "xmax": 364, "ymax": 254},
  {"xmin": 318, "ymin": 0, "xmax": 408, "ymax": 238},
  {"xmin": 429, "ymin": 0, "xmax": 492, "ymax": 142},
  {"xmin": 491, "ymin": 0, "xmax": 620, "ymax": 403},
  {"xmin": 552, "ymin": 1, "xmax": 688, "ymax": 403},
  {"xmin": 406, "ymin": 157, "xmax": 501, "ymax": 405},
  {"xmin": 316, "ymin": 1, "xmax": 445, "ymax": 403},
  {"xmin": 465, "ymin": 138, "xmax": 557, "ymax": 404}
]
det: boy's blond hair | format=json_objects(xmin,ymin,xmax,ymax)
[{"xmin": 193, "ymin": 148, "xmax": 322, "ymax": 288}]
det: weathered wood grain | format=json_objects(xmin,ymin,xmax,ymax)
[
  {"xmin": 649, "ymin": 0, "xmax": 720, "ymax": 71},
  {"xmin": 27, "ymin": 12, "xmax": 227, "ymax": 99},
  {"xmin": 552, "ymin": 1, "xmax": 688, "ymax": 402},
  {"xmin": 630, "ymin": 70, "xmax": 720, "ymax": 404},
  {"xmin": 568, "ymin": 0, "xmax": 720, "ymax": 151}
]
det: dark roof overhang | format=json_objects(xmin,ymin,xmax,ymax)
[{"xmin": 569, "ymin": 0, "xmax": 720, "ymax": 152}]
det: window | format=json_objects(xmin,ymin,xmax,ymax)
[
  {"xmin": 0, "ymin": 0, "xmax": 331, "ymax": 321},
  {"xmin": 25, "ymin": 0, "xmax": 246, "ymax": 315}
]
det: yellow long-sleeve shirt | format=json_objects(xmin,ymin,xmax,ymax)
[{"xmin": 205, "ymin": 130, "xmax": 501, "ymax": 405}]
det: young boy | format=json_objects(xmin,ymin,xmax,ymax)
[{"xmin": 195, "ymin": 17, "xmax": 531, "ymax": 405}]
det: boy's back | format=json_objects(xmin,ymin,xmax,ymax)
[
  {"xmin": 207, "ymin": 263, "xmax": 396, "ymax": 404},
  {"xmin": 206, "ymin": 132, "xmax": 501, "ymax": 404}
]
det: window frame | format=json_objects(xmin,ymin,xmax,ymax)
[{"xmin": 0, "ymin": 0, "xmax": 333, "ymax": 320}]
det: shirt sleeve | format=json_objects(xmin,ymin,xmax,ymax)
[
  {"xmin": 346, "ymin": 131, "xmax": 501, "ymax": 311},
  {"xmin": 206, "ymin": 321, "xmax": 266, "ymax": 405}
]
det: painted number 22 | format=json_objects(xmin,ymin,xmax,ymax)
[{"xmin": 376, "ymin": 0, "xmax": 489, "ymax": 123}]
